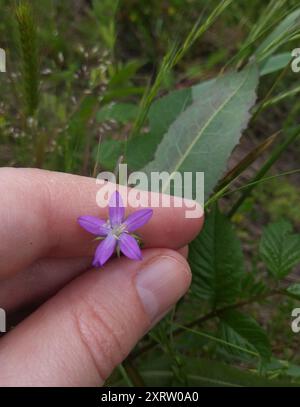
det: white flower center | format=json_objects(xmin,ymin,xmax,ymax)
[{"xmin": 111, "ymin": 223, "xmax": 127, "ymax": 239}]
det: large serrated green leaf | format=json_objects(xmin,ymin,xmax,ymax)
[
  {"xmin": 219, "ymin": 310, "xmax": 272, "ymax": 361},
  {"xmin": 143, "ymin": 63, "xmax": 258, "ymax": 200},
  {"xmin": 189, "ymin": 205, "xmax": 244, "ymax": 308},
  {"xmin": 259, "ymin": 220, "xmax": 300, "ymax": 279}
]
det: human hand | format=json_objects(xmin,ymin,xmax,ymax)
[{"xmin": 0, "ymin": 168, "xmax": 203, "ymax": 386}]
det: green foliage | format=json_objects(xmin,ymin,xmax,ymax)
[
  {"xmin": 256, "ymin": 8, "xmax": 300, "ymax": 62},
  {"xmin": 228, "ymin": 128, "xmax": 300, "ymax": 217},
  {"xmin": 128, "ymin": 87, "xmax": 192, "ymax": 169},
  {"xmin": 189, "ymin": 205, "xmax": 244, "ymax": 307},
  {"xmin": 64, "ymin": 95, "xmax": 98, "ymax": 172},
  {"xmin": 15, "ymin": 1, "xmax": 39, "ymax": 117},
  {"xmin": 131, "ymin": 0, "xmax": 233, "ymax": 137},
  {"xmin": 115, "ymin": 356, "xmax": 295, "ymax": 387},
  {"xmin": 96, "ymin": 103, "xmax": 139, "ymax": 124},
  {"xmin": 254, "ymin": 178, "xmax": 300, "ymax": 224},
  {"xmin": 286, "ymin": 283, "xmax": 300, "ymax": 300},
  {"xmin": 259, "ymin": 220, "xmax": 300, "ymax": 279},
  {"xmin": 95, "ymin": 138, "xmax": 125, "ymax": 171},
  {"xmin": 260, "ymin": 52, "xmax": 292, "ymax": 75},
  {"xmin": 144, "ymin": 63, "xmax": 258, "ymax": 200},
  {"xmin": 90, "ymin": 0, "xmax": 119, "ymax": 52},
  {"xmin": 219, "ymin": 310, "xmax": 271, "ymax": 361}
]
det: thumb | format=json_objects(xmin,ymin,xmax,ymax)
[{"xmin": 0, "ymin": 249, "xmax": 191, "ymax": 386}]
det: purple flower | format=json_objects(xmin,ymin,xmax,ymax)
[{"xmin": 78, "ymin": 191, "xmax": 153, "ymax": 267}]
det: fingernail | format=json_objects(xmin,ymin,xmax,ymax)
[{"xmin": 135, "ymin": 256, "xmax": 191, "ymax": 322}]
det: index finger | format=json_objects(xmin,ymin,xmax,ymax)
[{"xmin": 0, "ymin": 168, "xmax": 203, "ymax": 277}]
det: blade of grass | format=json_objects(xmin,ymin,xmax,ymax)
[
  {"xmin": 216, "ymin": 132, "xmax": 279, "ymax": 193},
  {"xmin": 223, "ymin": 168, "xmax": 300, "ymax": 198},
  {"xmin": 15, "ymin": 0, "xmax": 39, "ymax": 118},
  {"xmin": 246, "ymin": 0, "xmax": 288, "ymax": 46},
  {"xmin": 251, "ymin": 63, "xmax": 290, "ymax": 124},
  {"xmin": 259, "ymin": 84, "xmax": 300, "ymax": 111},
  {"xmin": 228, "ymin": 129, "xmax": 300, "ymax": 217},
  {"xmin": 117, "ymin": 364, "xmax": 134, "ymax": 387},
  {"xmin": 225, "ymin": 2, "xmax": 297, "ymax": 69},
  {"xmin": 173, "ymin": 323, "xmax": 259, "ymax": 358},
  {"xmin": 122, "ymin": 360, "xmax": 146, "ymax": 387}
]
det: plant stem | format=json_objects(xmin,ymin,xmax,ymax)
[
  {"xmin": 122, "ymin": 359, "xmax": 146, "ymax": 387},
  {"xmin": 228, "ymin": 128, "xmax": 300, "ymax": 218},
  {"xmin": 251, "ymin": 64, "xmax": 289, "ymax": 123},
  {"xmin": 117, "ymin": 364, "xmax": 134, "ymax": 387},
  {"xmin": 34, "ymin": 130, "xmax": 46, "ymax": 168},
  {"xmin": 205, "ymin": 132, "xmax": 279, "ymax": 208}
]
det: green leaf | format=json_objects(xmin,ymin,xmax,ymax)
[
  {"xmin": 259, "ymin": 220, "xmax": 300, "ymax": 278},
  {"xmin": 179, "ymin": 357, "xmax": 288, "ymax": 387},
  {"xmin": 143, "ymin": 63, "xmax": 259, "ymax": 200},
  {"xmin": 189, "ymin": 205, "xmax": 244, "ymax": 307},
  {"xmin": 96, "ymin": 103, "xmax": 139, "ymax": 124},
  {"xmin": 127, "ymin": 80, "xmax": 218, "ymax": 170},
  {"xmin": 219, "ymin": 310, "xmax": 271, "ymax": 361},
  {"xmin": 127, "ymin": 87, "xmax": 192, "ymax": 170},
  {"xmin": 113, "ymin": 356, "xmax": 294, "ymax": 387},
  {"xmin": 127, "ymin": 68, "xmax": 264, "ymax": 171},
  {"xmin": 191, "ymin": 78, "xmax": 216, "ymax": 99},
  {"xmin": 286, "ymin": 283, "xmax": 300, "ymax": 300},
  {"xmin": 102, "ymin": 88, "xmax": 192, "ymax": 171},
  {"xmin": 260, "ymin": 52, "xmax": 292, "ymax": 76},
  {"xmin": 93, "ymin": 138, "xmax": 125, "ymax": 171},
  {"xmin": 240, "ymin": 272, "xmax": 267, "ymax": 299}
]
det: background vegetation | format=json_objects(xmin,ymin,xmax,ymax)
[{"xmin": 1, "ymin": 0, "xmax": 300, "ymax": 386}]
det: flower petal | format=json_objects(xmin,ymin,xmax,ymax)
[
  {"xmin": 119, "ymin": 233, "xmax": 142, "ymax": 261},
  {"xmin": 78, "ymin": 216, "xmax": 109, "ymax": 236},
  {"xmin": 124, "ymin": 208, "xmax": 153, "ymax": 232},
  {"xmin": 93, "ymin": 233, "xmax": 117, "ymax": 267},
  {"xmin": 109, "ymin": 191, "xmax": 125, "ymax": 227}
]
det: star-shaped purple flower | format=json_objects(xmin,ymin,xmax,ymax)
[{"xmin": 78, "ymin": 191, "xmax": 153, "ymax": 267}]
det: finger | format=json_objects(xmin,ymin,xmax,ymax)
[
  {"xmin": 0, "ymin": 257, "xmax": 91, "ymax": 314},
  {"xmin": 0, "ymin": 168, "xmax": 203, "ymax": 277},
  {"xmin": 177, "ymin": 245, "xmax": 188, "ymax": 258},
  {"xmin": 0, "ymin": 249, "xmax": 191, "ymax": 386},
  {"xmin": 0, "ymin": 247, "xmax": 188, "ymax": 318}
]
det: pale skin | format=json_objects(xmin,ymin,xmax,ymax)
[{"xmin": 0, "ymin": 168, "xmax": 204, "ymax": 387}]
